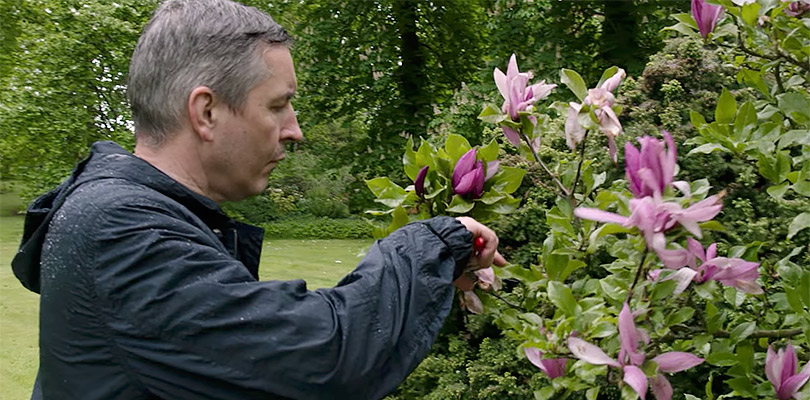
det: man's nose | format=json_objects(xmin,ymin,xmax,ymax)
[{"xmin": 282, "ymin": 106, "xmax": 303, "ymax": 142}]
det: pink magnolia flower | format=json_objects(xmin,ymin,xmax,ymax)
[
  {"xmin": 452, "ymin": 149, "xmax": 499, "ymax": 199},
  {"xmin": 414, "ymin": 166, "xmax": 429, "ymax": 198},
  {"xmin": 565, "ymin": 68, "xmax": 626, "ymax": 162},
  {"xmin": 459, "ymin": 267, "xmax": 502, "ymax": 314},
  {"xmin": 784, "ymin": 0, "xmax": 810, "ymax": 16},
  {"xmin": 574, "ymin": 194, "xmax": 723, "ymax": 254},
  {"xmin": 524, "ymin": 347, "xmax": 568, "ymax": 379},
  {"xmin": 767, "ymin": 342, "xmax": 810, "ymax": 399},
  {"xmin": 625, "ymin": 131, "xmax": 678, "ymax": 199},
  {"xmin": 568, "ymin": 303, "xmax": 704, "ymax": 400},
  {"xmin": 651, "ymin": 238, "xmax": 763, "ymax": 295},
  {"xmin": 494, "ymin": 54, "xmax": 556, "ymax": 147},
  {"xmin": 691, "ymin": 0, "xmax": 724, "ymax": 38}
]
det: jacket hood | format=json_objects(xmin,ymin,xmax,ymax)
[{"xmin": 12, "ymin": 141, "xmax": 237, "ymax": 293}]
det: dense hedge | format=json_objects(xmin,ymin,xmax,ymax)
[{"xmin": 261, "ymin": 217, "xmax": 373, "ymax": 239}]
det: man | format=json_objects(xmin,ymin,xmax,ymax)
[{"xmin": 12, "ymin": 0, "xmax": 506, "ymax": 399}]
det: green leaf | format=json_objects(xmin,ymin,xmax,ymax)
[
  {"xmin": 706, "ymin": 351, "xmax": 738, "ymax": 366},
  {"xmin": 733, "ymin": 102, "xmax": 757, "ymax": 141},
  {"xmin": 729, "ymin": 322, "xmax": 756, "ymax": 344},
  {"xmin": 663, "ymin": 22, "xmax": 699, "ymax": 37},
  {"xmin": 366, "ymin": 177, "xmax": 393, "ymax": 197},
  {"xmin": 788, "ymin": 212, "xmax": 810, "ymax": 239},
  {"xmin": 560, "ymin": 69, "xmax": 588, "ymax": 102},
  {"xmin": 740, "ymin": 2, "xmax": 760, "ymax": 26},
  {"xmin": 534, "ymin": 387, "xmax": 555, "ymax": 400},
  {"xmin": 665, "ymin": 307, "xmax": 695, "ymax": 327},
  {"xmin": 402, "ymin": 138, "xmax": 419, "ymax": 181},
  {"xmin": 548, "ymin": 281, "xmax": 578, "ymax": 317},
  {"xmin": 715, "ymin": 88, "xmax": 737, "ymax": 124},
  {"xmin": 596, "ymin": 66, "xmax": 619, "ymax": 89},
  {"xmin": 736, "ymin": 341, "xmax": 754, "ymax": 374},
  {"xmin": 690, "ymin": 110, "xmax": 707, "ymax": 128},
  {"xmin": 446, "ymin": 195, "xmax": 474, "ymax": 213},
  {"xmin": 491, "ymin": 166, "xmax": 526, "ymax": 194},
  {"xmin": 737, "ymin": 69, "xmax": 770, "ymax": 98},
  {"xmin": 478, "ymin": 104, "xmax": 507, "ymax": 124},
  {"xmin": 726, "ymin": 377, "xmax": 756, "ymax": 397},
  {"xmin": 767, "ymin": 182, "xmax": 790, "ymax": 201},
  {"xmin": 444, "ymin": 133, "xmax": 472, "ymax": 162},
  {"xmin": 794, "ymin": 180, "xmax": 810, "ymax": 197},
  {"xmin": 687, "ymin": 143, "xmax": 730, "ymax": 155},
  {"xmin": 778, "ymin": 130, "xmax": 810, "ymax": 149},
  {"xmin": 478, "ymin": 139, "xmax": 499, "ymax": 162},
  {"xmin": 416, "ymin": 141, "xmax": 438, "ymax": 171},
  {"xmin": 671, "ymin": 12, "xmax": 698, "ymax": 27},
  {"xmin": 387, "ymin": 206, "xmax": 410, "ymax": 233},
  {"xmin": 778, "ymin": 91, "xmax": 810, "ymax": 124}
]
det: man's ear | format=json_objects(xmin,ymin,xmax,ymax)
[{"xmin": 188, "ymin": 86, "xmax": 219, "ymax": 142}]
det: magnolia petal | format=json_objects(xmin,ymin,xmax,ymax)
[
  {"xmin": 506, "ymin": 53, "xmax": 519, "ymax": 79},
  {"xmin": 672, "ymin": 181, "xmax": 691, "ymax": 197},
  {"xmin": 414, "ymin": 166, "xmax": 429, "ymax": 197},
  {"xmin": 565, "ymin": 103, "xmax": 586, "ymax": 150},
  {"xmin": 501, "ymin": 126, "xmax": 522, "ymax": 147},
  {"xmin": 767, "ymin": 346, "xmax": 784, "ymax": 391},
  {"xmin": 453, "ymin": 149, "xmax": 477, "ymax": 188},
  {"xmin": 574, "ymin": 207, "xmax": 629, "ymax": 225},
  {"xmin": 651, "ymin": 374, "xmax": 673, "ymax": 400},
  {"xmin": 454, "ymin": 171, "xmax": 478, "ymax": 196},
  {"xmin": 599, "ymin": 106, "xmax": 623, "ymax": 137},
  {"xmin": 608, "ymin": 134, "xmax": 619, "ymax": 163},
  {"xmin": 472, "ymin": 164, "xmax": 485, "ymax": 198},
  {"xmin": 494, "ymin": 67, "xmax": 509, "ymax": 101},
  {"xmin": 625, "ymin": 142, "xmax": 643, "ymax": 197},
  {"xmin": 666, "ymin": 268, "xmax": 699, "ymax": 295},
  {"xmin": 474, "ymin": 267, "xmax": 496, "ymax": 285},
  {"xmin": 567, "ymin": 337, "xmax": 621, "ymax": 368},
  {"xmin": 485, "ymin": 161, "xmax": 500, "ymax": 181},
  {"xmin": 529, "ymin": 81, "xmax": 557, "ymax": 101},
  {"xmin": 662, "ymin": 131, "xmax": 677, "ymax": 189},
  {"xmin": 623, "ymin": 365, "xmax": 649, "ymax": 400},
  {"xmin": 784, "ymin": 343, "xmax": 800, "ymax": 385},
  {"xmin": 618, "ymin": 303, "xmax": 640, "ymax": 362},
  {"xmin": 525, "ymin": 347, "xmax": 567, "ymax": 379},
  {"xmin": 600, "ymin": 68, "xmax": 626, "ymax": 93},
  {"xmin": 653, "ymin": 352, "xmax": 704, "ymax": 373},
  {"xmin": 779, "ymin": 373, "xmax": 810, "ymax": 400},
  {"xmin": 463, "ymin": 291, "xmax": 484, "ymax": 314}
]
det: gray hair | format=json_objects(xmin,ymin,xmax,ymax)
[{"xmin": 127, "ymin": 0, "xmax": 291, "ymax": 145}]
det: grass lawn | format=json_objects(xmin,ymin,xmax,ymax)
[{"xmin": 0, "ymin": 187, "xmax": 373, "ymax": 399}]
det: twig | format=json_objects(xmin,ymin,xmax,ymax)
[
  {"xmin": 625, "ymin": 248, "xmax": 649, "ymax": 304},
  {"xmin": 570, "ymin": 130, "xmax": 590, "ymax": 205},
  {"xmin": 520, "ymin": 132, "xmax": 571, "ymax": 198},
  {"xmin": 488, "ymin": 291, "xmax": 527, "ymax": 312}
]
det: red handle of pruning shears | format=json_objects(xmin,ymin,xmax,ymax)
[{"xmin": 473, "ymin": 237, "xmax": 485, "ymax": 254}]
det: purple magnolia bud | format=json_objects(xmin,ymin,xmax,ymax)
[
  {"xmin": 524, "ymin": 347, "xmax": 568, "ymax": 379},
  {"xmin": 452, "ymin": 149, "xmax": 490, "ymax": 199},
  {"xmin": 625, "ymin": 131, "xmax": 677, "ymax": 198},
  {"xmin": 414, "ymin": 166, "xmax": 429, "ymax": 198},
  {"xmin": 766, "ymin": 342, "xmax": 810, "ymax": 399},
  {"xmin": 692, "ymin": 0, "xmax": 724, "ymax": 38}
]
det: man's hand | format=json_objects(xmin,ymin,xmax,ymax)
[{"xmin": 453, "ymin": 217, "xmax": 507, "ymax": 291}]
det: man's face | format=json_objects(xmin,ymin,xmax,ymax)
[{"xmin": 209, "ymin": 46, "xmax": 302, "ymax": 202}]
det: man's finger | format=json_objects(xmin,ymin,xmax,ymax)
[{"xmin": 493, "ymin": 251, "xmax": 507, "ymax": 267}]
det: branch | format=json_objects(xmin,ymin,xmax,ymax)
[
  {"xmin": 488, "ymin": 291, "xmax": 527, "ymax": 312},
  {"xmin": 570, "ymin": 130, "xmax": 590, "ymax": 205},
  {"xmin": 625, "ymin": 248, "xmax": 649, "ymax": 304},
  {"xmin": 520, "ymin": 132, "xmax": 571, "ymax": 199}
]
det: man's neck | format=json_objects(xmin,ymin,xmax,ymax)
[{"xmin": 134, "ymin": 137, "xmax": 223, "ymax": 204}]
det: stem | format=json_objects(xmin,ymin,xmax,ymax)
[
  {"xmin": 520, "ymin": 132, "xmax": 571, "ymax": 198},
  {"xmin": 570, "ymin": 130, "xmax": 590, "ymax": 205},
  {"xmin": 488, "ymin": 291, "xmax": 527, "ymax": 312},
  {"xmin": 625, "ymin": 248, "xmax": 649, "ymax": 304},
  {"xmin": 774, "ymin": 62, "xmax": 785, "ymax": 94}
]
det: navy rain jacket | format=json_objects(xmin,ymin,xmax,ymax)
[{"xmin": 12, "ymin": 141, "xmax": 473, "ymax": 399}]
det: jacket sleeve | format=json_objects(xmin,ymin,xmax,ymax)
[{"xmin": 88, "ymin": 195, "xmax": 472, "ymax": 400}]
